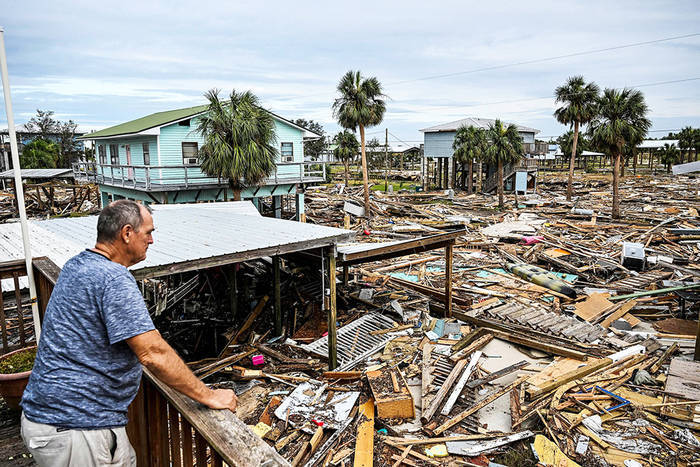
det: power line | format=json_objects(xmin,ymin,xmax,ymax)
[
  {"xmin": 272, "ymin": 33, "xmax": 700, "ymax": 103},
  {"xmin": 388, "ymin": 33, "xmax": 700, "ymax": 85}
]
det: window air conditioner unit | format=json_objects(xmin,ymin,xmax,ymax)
[{"xmin": 185, "ymin": 158, "xmax": 198, "ymax": 165}]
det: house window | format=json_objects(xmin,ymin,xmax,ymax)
[
  {"xmin": 109, "ymin": 144, "xmax": 119, "ymax": 165},
  {"xmin": 281, "ymin": 142, "xmax": 293, "ymax": 162},
  {"xmin": 98, "ymin": 145, "xmax": 106, "ymax": 164},
  {"xmin": 178, "ymin": 119, "xmax": 191, "ymax": 127},
  {"xmin": 142, "ymin": 142, "xmax": 150, "ymax": 165},
  {"xmin": 182, "ymin": 142, "xmax": 198, "ymax": 164}
]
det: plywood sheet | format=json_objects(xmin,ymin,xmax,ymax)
[{"xmin": 573, "ymin": 293, "xmax": 612, "ymax": 322}]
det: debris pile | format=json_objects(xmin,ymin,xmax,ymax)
[
  {"xmin": 166, "ymin": 173, "xmax": 700, "ymax": 466},
  {"xmin": 0, "ymin": 182, "xmax": 99, "ymax": 221}
]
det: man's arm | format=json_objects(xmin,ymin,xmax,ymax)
[{"xmin": 126, "ymin": 330, "xmax": 237, "ymax": 411}]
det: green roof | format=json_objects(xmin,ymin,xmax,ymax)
[{"xmin": 79, "ymin": 104, "xmax": 208, "ymax": 139}]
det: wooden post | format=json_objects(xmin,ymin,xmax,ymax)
[
  {"xmin": 273, "ymin": 256, "xmax": 282, "ymax": 336},
  {"xmin": 343, "ymin": 265, "xmax": 349, "ymax": 287},
  {"xmin": 327, "ymin": 248, "xmax": 338, "ymax": 370},
  {"xmin": 444, "ymin": 242, "xmax": 453, "ymax": 318}
]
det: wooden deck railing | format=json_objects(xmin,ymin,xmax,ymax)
[
  {"xmin": 0, "ymin": 257, "xmax": 59, "ymax": 355},
  {"xmin": 72, "ymin": 161, "xmax": 326, "ymax": 191},
  {"xmin": 5, "ymin": 256, "xmax": 289, "ymax": 466},
  {"xmin": 128, "ymin": 369, "xmax": 289, "ymax": 467}
]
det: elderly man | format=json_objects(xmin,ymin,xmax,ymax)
[{"xmin": 20, "ymin": 200, "xmax": 237, "ymax": 466}]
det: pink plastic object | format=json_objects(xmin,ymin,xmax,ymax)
[
  {"xmin": 520, "ymin": 236, "xmax": 544, "ymax": 246},
  {"xmin": 252, "ymin": 355, "xmax": 265, "ymax": 366}
]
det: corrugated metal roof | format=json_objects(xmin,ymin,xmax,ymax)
[
  {"xmin": 420, "ymin": 117, "xmax": 539, "ymax": 134},
  {"xmin": 79, "ymin": 104, "xmax": 322, "ymax": 140},
  {"xmin": 637, "ymin": 139, "xmax": 679, "ymax": 149},
  {"xmin": 1, "ymin": 201, "xmax": 351, "ymax": 291},
  {"xmin": 0, "ymin": 168, "xmax": 73, "ymax": 179}
]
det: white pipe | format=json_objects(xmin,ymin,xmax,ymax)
[{"xmin": 0, "ymin": 27, "xmax": 41, "ymax": 342}]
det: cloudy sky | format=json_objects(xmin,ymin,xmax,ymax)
[{"xmin": 1, "ymin": 0, "xmax": 699, "ymax": 145}]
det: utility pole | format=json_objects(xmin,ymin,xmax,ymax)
[
  {"xmin": 0, "ymin": 27, "xmax": 41, "ymax": 341},
  {"xmin": 384, "ymin": 128, "xmax": 389, "ymax": 192}
]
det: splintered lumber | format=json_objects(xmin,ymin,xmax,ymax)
[
  {"xmin": 433, "ymin": 376, "xmax": 528, "ymax": 435},
  {"xmin": 375, "ymin": 255, "xmax": 441, "ymax": 273},
  {"xmin": 441, "ymin": 351, "xmax": 482, "ymax": 416},
  {"xmin": 292, "ymin": 426, "xmax": 323, "ymax": 467},
  {"xmin": 303, "ymin": 417, "xmax": 353, "ymax": 467},
  {"xmin": 599, "ymin": 300, "xmax": 638, "ymax": 328},
  {"xmin": 421, "ymin": 358, "xmax": 469, "ymax": 423},
  {"xmin": 194, "ymin": 348, "xmax": 257, "ymax": 379},
  {"xmin": 452, "ymin": 328, "xmax": 489, "ymax": 352},
  {"xmin": 367, "ymin": 369, "xmax": 415, "ymax": 420},
  {"xmin": 527, "ymin": 358, "xmax": 611, "ymax": 398},
  {"xmin": 354, "ymin": 399, "xmax": 375, "ymax": 467},
  {"xmin": 421, "ymin": 343, "xmax": 433, "ymax": 410},
  {"xmin": 466, "ymin": 360, "xmax": 528, "ymax": 389},
  {"xmin": 449, "ymin": 334, "xmax": 493, "ymax": 362},
  {"xmin": 649, "ymin": 342, "xmax": 679, "ymax": 374},
  {"xmin": 392, "ymin": 445, "xmax": 413, "ymax": 467},
  {"xmin": 322, "ymin": 371, "xmax": 362, "ymax": 380},
  {"xmin": 229, "ymin": 295, "xmax": 270, "ymax": 347}
]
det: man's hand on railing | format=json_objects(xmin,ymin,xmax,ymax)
[{"xmin": 204, "ymin": 388, "xmax": 238, "ymax": 413}]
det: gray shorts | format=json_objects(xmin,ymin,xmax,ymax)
[{"xmin": 20, "ymin": 413, "xmax": 137, "ymax": 467}]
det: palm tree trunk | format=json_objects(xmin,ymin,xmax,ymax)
[
  {"xmin": 612, "ymin": 150, "xmax": 621, "ymax": 219},
  {"xmin": 344, "ymin": 159, "xmax": 349, "ymax": 187},
  {"xmin": 359, "ymin": 125, "xmax": 371, "ymax": 218},
  {"xmin": 567, "ymin": 121, "xmax": 579, "ymax": 201},
  {"xmin": 497, "ymin": 159, "xmax": 504, "ymax": 209},
  {"xmin": 467, "ymin": 159, "xmax": 473, "ymax": 194}
]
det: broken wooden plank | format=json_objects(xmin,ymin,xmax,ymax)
[
  {"xmin": 466, "ymin": 360, "xmax": 528, "ymax": 389},
  {"xmin": 441, "ymin": 351, "xmax": 482, "ymax": 416},
  {"xmin": 527, "ymin": 358, "xmax": 610, "ymax": 398},
  {"xmin": 433, "ymin": 376, "xmax": 528, "ymax": 435},
  {"xmin": 354, "ymin": 399, "xmax": 375, "ymax": 467},
  {"xmin": 421, "ymin": 358, "xmax": 469, "ymax": 423}
]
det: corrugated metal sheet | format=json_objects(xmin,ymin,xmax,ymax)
[
  {"xmin": 0, "ymin": 168, "xmax": 73, "ymax": 179},
  {"xmin": 1, "ymin": 201, "xmax": 351, "ymax": 291}
]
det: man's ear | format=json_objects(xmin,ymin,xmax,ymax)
[{"xmin": 120, "ymin": 224, "xmax": 134, "ymax": 243}]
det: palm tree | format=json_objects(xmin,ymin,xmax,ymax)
[
  {"xmin": 658, "ymin": 143, "xmax": 679, "ymax": 172},
  {"xmin": 196, "ymin": 89, "xmax": 277, "ymax": 200},
  {"xmin": 554, "ymin": 76, "xmax": 600, "ymax": 201},
  {"xmin": 485, "ymin": 120, "xmax": 523, "ymax": 209},
  {"xmin": 453, "ymin": 125, "xmax": 486, "ymax": 193},
  {"xmin": 589, "ymin": 88, "xmax": 651, "ymax": 219},
  {"xmin": 678, "ymin": 126, "xmax": 694, "ymax": 164},
  {"xmin": 333, "ymin": 130, "xmax": 359, "ymax": 187},
  {"xmin": 333, "ymin": 71, "xmax": 387, "ymax": 217}
]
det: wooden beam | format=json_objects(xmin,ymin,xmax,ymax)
[
  {"xmin": 228, "ymin": 295, "xmax": 269, "ymax": 347},
  {"xmin": 444, "ymin": 242, "xmax": 453, "ymax": 318},
  {"xmin": 421, "ymin": 343, "xmax": 433, "ymax": 411},
  {"xmin": 527, "ymin": 358, "xmax": 612, "ymax": 398},
  {"xmin": 433, "ymin": 376, "xmax": 528, "ymax": 436},
  {"xmin": 354, "ymin": 399, "xmax": 374, "ymax": 467},
  {"xmin": 422, "ymin": 358, "xmax": 468, "ymax": 423},
  {"xmin": 327, "ymin": 249, "xmax": 338, "ymax": 370},
  {"xmin": 142, "ymin": 370, "xmax": 289, "ymax": 466},
  {"xmin": 339, "ymin": 230, "xmax": 466, "ymax": 265},
  {"xmin": 441, "ymin": 351, "xmax": 482, "ymax": 416},
  {"xmin": 273, "ymin": 256, "xmax": 282, "ymax": 336}
]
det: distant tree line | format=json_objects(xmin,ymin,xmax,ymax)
[{"xmin": 17, "ymin": 109, "xmax": 84, "ymax": 169}]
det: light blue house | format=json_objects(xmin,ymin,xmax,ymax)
[
  {"xmin": 420, "ymin": 117, "xmax": 542, "ymax": 192},
  {"xmin": 76, "ymin": 104, "xmax": 324, "ymax": 218}
]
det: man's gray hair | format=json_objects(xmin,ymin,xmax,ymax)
[{"xmin": 97, "ymin": 200, "xmax": 153, "ymax": 243}]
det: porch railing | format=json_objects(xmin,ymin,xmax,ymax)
[
  {"xmin": 10, "ymin": 257, "xmax": 288, "ymax": 466},
  {"xmin": 0, "ymin": 257, "xmax": 60, "ymax": 355},
  {"xmin": 72, "ymin": 161, "xmax": 326, "ymax": 191}
]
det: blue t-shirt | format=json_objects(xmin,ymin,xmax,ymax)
[{"xmin": 21, "ymin": 250, "xmax": 155, "ymax": 429}]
